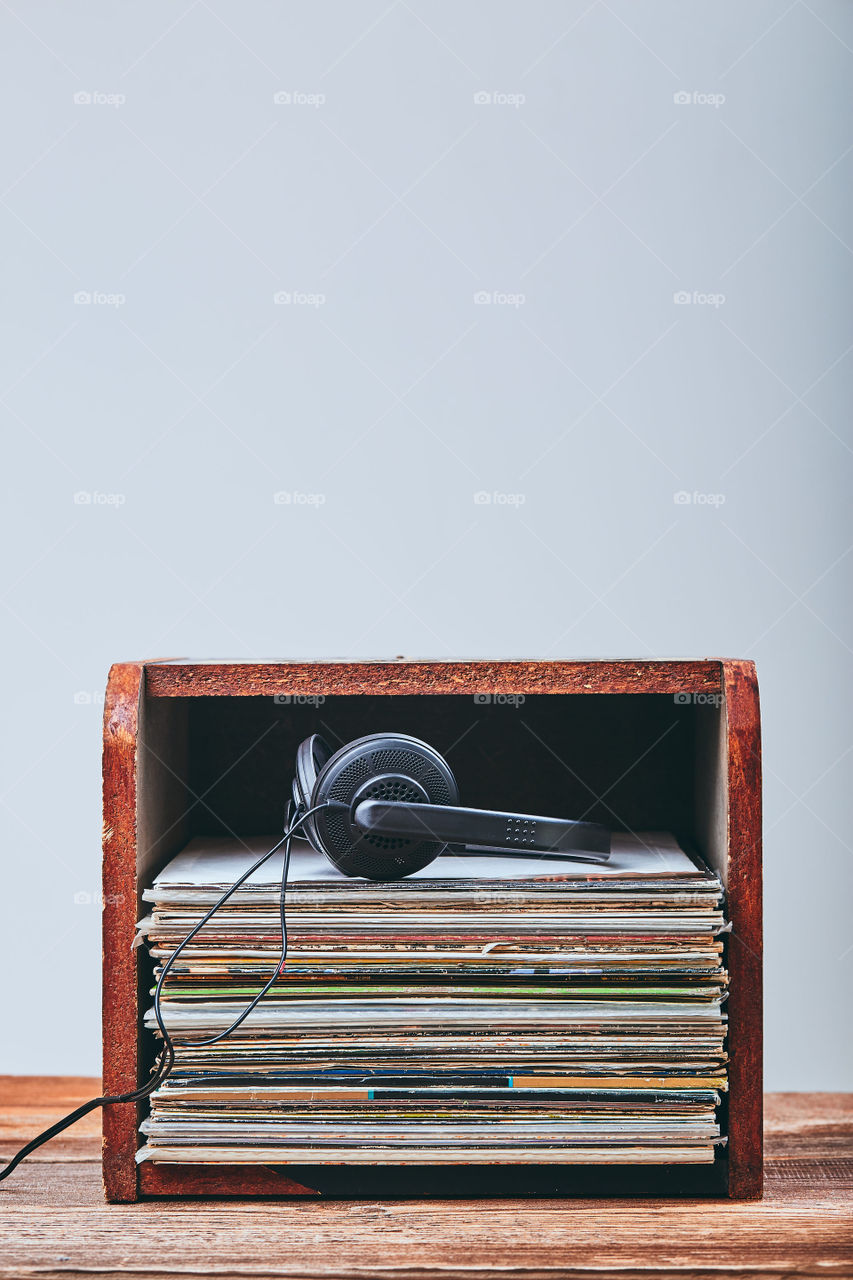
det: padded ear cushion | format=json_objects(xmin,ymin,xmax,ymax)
[
  {"xmin": 310, "ymin": 733, "xmax": 459, "ymax": 880},
  {"xmin": 293, "ymin": 734, "xmax": 332, "ymax": 848}
]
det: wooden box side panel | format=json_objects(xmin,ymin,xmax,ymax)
[
  {"xmin": 722, "ymin": 660, "xmax": 763, "ymax": 1199},
  {"xmin": 102, "ymin": 663, "xmax": 144, "ymax": 1203}
]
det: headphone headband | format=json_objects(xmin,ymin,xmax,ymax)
[{"xmin": 293, "ymin": 733, "xmax": 332, "ymax": 848}]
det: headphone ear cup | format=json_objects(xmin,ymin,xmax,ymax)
[
  {"xmin": 310, "ymin": 733, "xmax": 459, "ymax": 880},
  {"xmin": 293, "ymin": 734, "xmax": 332, "ymax": 848}
]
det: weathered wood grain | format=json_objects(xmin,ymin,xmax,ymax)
[
  {"xmin": 721, "ymin": 660, "xmax": 763, "ymax": 1200},
  {"xmin": 1, "ymin": 1083, "xmax": 851, "ymax": 1279},
  {"xmin": 144, "ymin": 659, "xmax": 723, "ymax": 698},
  {"xmin": 102, "ymin": 663, "xmax": 145, "ymax": 1203}
]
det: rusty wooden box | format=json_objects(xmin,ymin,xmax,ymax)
[{"xmin": 102, "ymin": 659, "xmax": 762, "ymax": 1201}]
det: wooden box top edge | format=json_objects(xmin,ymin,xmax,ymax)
[{"xmin": 114, "ymin": 659, "xmax": 755, "ymax": 699}]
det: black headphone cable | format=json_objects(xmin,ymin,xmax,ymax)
[{"xmin": 0, "ymin": 803, "xmax": 327, "ymax": 1185}]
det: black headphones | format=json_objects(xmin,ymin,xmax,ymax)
[{"xmin": 292, "ymin": 732, "xmax": 610, "ymax": 879}]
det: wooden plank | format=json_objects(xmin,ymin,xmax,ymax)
[
  {"xmin": 101, "ymin": 663, "xmax": 144, "ymax": 1203},
  {"xmin": 144, "ymin": 659, "xmax": 723, "ymax": 698},
  {"xmin": 722, "ymin": 660, "xmax": 763, "ymax": 1200},
  {"xmin": 0, "ymin": 1076, "xmax": 101, "ymax": 1164},
  {"xmin": 0, "ymin": 1084, "xmax": 851, "ymax": 1280}
]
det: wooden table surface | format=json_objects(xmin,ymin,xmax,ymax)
[{"xmin": 1, "ymin": 1078, "xmax": 851, "ymax": 1279}]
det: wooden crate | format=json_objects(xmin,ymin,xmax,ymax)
[{"xmin": 102, "ymin": 659, "xmax": 762, "ymax": 1201}]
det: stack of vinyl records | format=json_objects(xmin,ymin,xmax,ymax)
[{"xmin": 136, "ymin": 832, "xmax": 727, "ymax": 1166}]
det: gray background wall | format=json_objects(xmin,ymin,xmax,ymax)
[{"xmin": 1, "ymin": 2, "xmax": 851, "ymax": 1088}]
